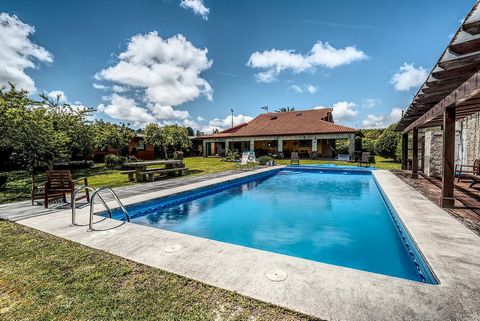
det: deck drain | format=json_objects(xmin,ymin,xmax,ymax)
[
  {"xmin": 164, "ymin": 244, "xmax": 182, "ymax": 253},
  {"xmin": 265, "ymin": 269, "xmax": 288, "ymax": 282}
]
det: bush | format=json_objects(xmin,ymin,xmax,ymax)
[
  {"xmin": 257, "ymin": 156, "xmax": 273, "ymax": 165},
  {"xmin": 335, "ymin": 140, "xmax": 349, "ymax": 154},
  {"xmin": 375, "ymin": 123, "xmax": 401, "ymax": 161},
  {"xmin": 104, "ymin": 154, "xmax": 127, "ymax": 169},
  {"xmin": 362, "ymin": 139, "xmax": 377, "ymax": 155},
  {"xmin": 224, "ymin": 150, "xmax": 239, "ymax": 162}
]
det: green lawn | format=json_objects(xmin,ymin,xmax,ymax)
[
  {"xmin": 0, "ymin": 156, "xmax": 399, "ymax": 204},
  {"xmin": 0, "ymin": 221, "xmax": 316, "ymax": 321}
]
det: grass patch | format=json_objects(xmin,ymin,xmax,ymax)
[
  {"xmin": 0, "ymin": 221, "xmax": 317, "ymax": 321},
  {"xmin": 0, "ymin": 156, "xmax": 399, "ymax": 204}
]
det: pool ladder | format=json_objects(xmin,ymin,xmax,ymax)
[{"xmin": 71, "ymin": 185, "xmax": 130, "ymax": 231}]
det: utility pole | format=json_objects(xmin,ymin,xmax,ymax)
[
  {"xmin": 231, "ymin": 108, "xmax": 234, "ymax": 128},
  {"xmin": 261, "ymin": 105, "xmax": 268, "ymax": 113}
]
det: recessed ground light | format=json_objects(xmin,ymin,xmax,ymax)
[
  {"xmin": 265, "ymin": 269, "xmax": 288, "ymax": 282},
  {"xmin": 164, "ymin": 244, "xmax": 182, "ymax": 253}
]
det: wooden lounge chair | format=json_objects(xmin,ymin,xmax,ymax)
[
  {"xmin": 456, "ymin": 159, "xmax": 480, "ymax": 187},
  {"xmin": 290, "ymin": 152, "xmax": 300, "ymax": 165},
  {"xmin": 358, "ymin": 152, "xmax": 370, "ymax": 167},
  {"xmin": 31, "ymin": 170, "xmax": 89, "ymax": 208}
]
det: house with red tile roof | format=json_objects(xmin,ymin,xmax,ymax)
[{"xmin": 194, "ymin": 108, "xmax": 357, "ymax": 159}]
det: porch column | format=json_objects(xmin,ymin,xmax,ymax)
[
  {"xmin": 412, "ymin": 127, "xmax": 418, "ymax": 179},
  {"xmin": 401, "ymin": 133, "xmax": 408, "ymax": 170},
  {"xmin": 348, "ymin": 133, "xmax": 355, "ymax": 157},
  {"xmin": 312, "ymin": 139, "xmax": 318, "ymax": 153},
  {"xmin": 249, "ymin": 139, "xmax": 254, "ymax": 152},
  {"xmin": 441, "ymin": 106, "xmax": 456, "ymax": 208},
  {"xmin": 278, "ymin": 138, "xmax": 283, "ymax": 153},
  {"xmin": 202, "ymin": 140, "xmax": 207, "ymax": 157},
  {"xmin": 225, "ymin": 139, "xmax": 230, "ymax": 153}
]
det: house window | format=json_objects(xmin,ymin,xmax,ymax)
[{"xmin": 138, "ymin": 138, "xmax": 145, "ymax": 150}]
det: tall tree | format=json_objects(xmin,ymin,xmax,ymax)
[
  {"xmin": 144, "ymin": 124, "xmax": 192, "ymax": 159},
  {"xmin": 0, "ymin": 84, "xmax": 66, "ymax": 170},
  {"xmin": 375, "ymin": 123, "xmax": 401, "ymax": 161},
  {"xmin": 93, "ymin": 120, "xmax": 134, "ymax": 156}
]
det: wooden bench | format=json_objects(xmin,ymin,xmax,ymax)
[
  {"xmin": 120, "ymin": 170, "xmax": 136, "ymax": 181},
  {"xmin": 139, "ymin": 168, "xmax": 189, "ymax": 182}
]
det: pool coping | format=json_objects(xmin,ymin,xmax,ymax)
[{"xmin": 12, "ymin": 168, "xmax": 480, "ymax": 321}]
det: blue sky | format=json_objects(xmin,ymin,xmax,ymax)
[{"xmin": 0, "ymin": 0, "xmax": 474, "ymax": 131}]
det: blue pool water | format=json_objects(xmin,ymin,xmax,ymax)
[{"xmin": 104, "ymin": 168, "xmax": 436, "ymax": 283}]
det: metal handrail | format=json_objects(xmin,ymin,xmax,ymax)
[
  {"xmin": 89, "ymin": 187, "xmax": 130, "ymax": 231},
  {"xmin": 71, "ymin": 185, "xmax": 111, "ymax": 226}
]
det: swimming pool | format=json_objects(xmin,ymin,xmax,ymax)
[{"xmin": 103, "ymin": 167, "xmax": 436, "ymax": 284}]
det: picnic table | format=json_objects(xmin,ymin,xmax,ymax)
[{"xmin": 123, "ymin": 160, "xmax": 187, "ymax": 182}]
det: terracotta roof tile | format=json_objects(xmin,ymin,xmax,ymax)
[{"xmin": 199, "ymin": 108, "xmax": 356, "ymax": 139}]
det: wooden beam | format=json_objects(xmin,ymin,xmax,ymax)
[
  {"xmin": 412, "ymin": 127, "xmax": 418, "ymax": 179},
  {"xmin": 401, "ymin": 70, "xmax": 480, "ymax": 134},
  {"xmin": 401, "ymin": 133, "xmax": 408, "ymax": 170},
  {"xmin": 438, "ymin": 52, "xmax": 480, "ymax": 70},
  {"xmin": 441, "ymin": 106, "xmax": 456, "ymax": 208},
  {"xmin": 450, "ymin": 37, "xmax": 480, "ymax": 55},
  {"xmin": 463, "ymin": 20, "xmax": 480, "ymax": 35}
]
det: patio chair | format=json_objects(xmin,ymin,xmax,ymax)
[
  {"xmin": 290, "ymin": 152, "xmax": 300, "ymax": 165},
  {"xmin": 31, "ymin": 170, "xmax": 89, "ymax": 208},
  {"xmin": 236, "ymin": 152, "xmax": 250, "ymax": 170},
  {"xmin": 248, "ymin": 152, "xmax": 258, "ymax": 168},
  {"xmin": 456, "ymin": 159, "xmax": 480, "ymax": 187},
  {"xmin": 357, "ymin": 152, "xmax": 370, "ymax": 167}
]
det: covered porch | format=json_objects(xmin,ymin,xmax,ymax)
[
  {"xmin": 201, "ymin": 133, "xmax": 355, "ymax": 158},
  {"xmin": 396, "ymin": 4, "xmax": 480, "ymax": 208}
]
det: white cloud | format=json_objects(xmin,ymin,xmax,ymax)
[
  {"xmin": 98, "ymin": 94, "xmax": 156, "ymax": 125},
  {"xmin": 95, "ymin": 32, "xmax": 212, "ymax": 126},
  {"xmin": 0, "ymin": 13, "xmax": 53, "ymax": 93},
  {"xmin": 287, "ymin": 84, "xmax": 303, "ymax": 93},
  {"xmin": 93, "ymin": 83, "xmax": 107, "ymax": 90},
  {"xmin": 361, "ymin": 98, "xmax": 380, "ymax": 108},
  {"xmin": 47, "ymin": 90, "xmax": 68, "ymax": 102},
  {"xmin": 196, "ymin": 116, "xmax": 205, "ymax": 121},
  {"xmin": 287, "ymin": 84, "xmax": 317, "ymax": 94},
  {"xmin": 315, "ymin": 101, "xmax": 358, "ymax": 122},
  {"xmin": 247, "ymin": 41, "xmax": 367, "ymax": 82},
  {"xmin": 361, "ymin": 107, "xmax": 403, "ymax": 128},
  {"xmin": 180, "ymin": 0, "xmax": 209, "ymax": 20},
  {"xmin": 390, "ymin": 63, "xmax": 428, "ymax": 91},
  {"xmin": 306, "ymin": 84, "xmax": 317, "ymax": 94},
  {"xmin": 96, "ymin": 32, "xmax": 212, "ymax": 107},
  {"xmin": 202, "ymin": 114, "xmax": 253, "ymax": 133},
  {"xmin": 148, "ymin": 104, "xmax": 190, "ymax": 120}
]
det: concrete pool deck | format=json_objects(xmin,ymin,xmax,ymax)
[{"xmin": 3, "ymin": 168, "xmax": 480, "ymax": 321}]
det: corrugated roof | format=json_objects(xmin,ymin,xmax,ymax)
[{"xmin": 198, "ymin": 108, "xmax": 356, "ymax": 139}]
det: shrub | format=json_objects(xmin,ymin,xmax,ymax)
[
  {"xmin": 104, "ymin": 154, "xmax": 127, "ymax": 169},
  {"xmin": 375, "ymin": 123, "xmax": 401, "ymax": 161},
  {"xmin": 257, "ymin": 156, "xmax": 273, "ymax": 165},
  {"xmin": 224, "ymin": 150, "xmax": 239, "ymax": 162}
]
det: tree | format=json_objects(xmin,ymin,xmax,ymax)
[
  {"xmin": 40, "ymin": 92, "xmax": 96, "ymax": 162},
  {"xmin": 0, "ymin": 84, "xmax": 66, "ymax": 170},
  {"xmin": 144, "ymin": 124, "xmax": 192, "ymax": 159},
  {"xmin": 275, "ymin": 106, "xmax": 295, "ymax": 112},
  {"xmin": 375, "ymin": 123, "xmax": 401, "ymax": 161},
  {"xmin": 186, "ymin": 126, "xmax": 195, "ymax": 136},
  {"xmin": 93, "ymin": 120, "xmax": 134, "ymax": 155}
]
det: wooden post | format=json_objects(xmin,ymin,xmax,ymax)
[
  {"xmin": 401, "ymin": 133, "xmax": 408, "ymax": 170},
  {"xmin": 412, "ymin": 127, "xmax": 418, "ymax": 179},
  {"xmin": 441, "ymin": 106, "xmax": 456, "ymax": 208}
]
